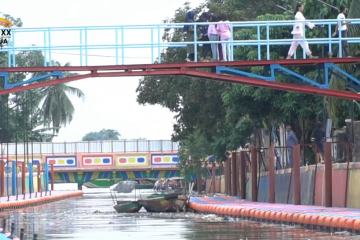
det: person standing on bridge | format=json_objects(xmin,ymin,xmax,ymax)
[
  {"xmin": 208, "ymin": 14, "xmax": 220, "ymax": 62},
  {"xmin": 286, "ymin": 3, "xmax": 318, "ymax": 60},
  {"xmin": 328, "ymin": 4, "xmax": 352, "ymax": 58},
  {"xmin": 217, "ymin": 13, "xmax": 232, "ymax": 61},
  {"xmin": 184, "ymin": 11, "xmax": 196, "ymax": 62},
  {"xmin": 198, "ymin": 12, "xmax": 211, "ymax": 62}
]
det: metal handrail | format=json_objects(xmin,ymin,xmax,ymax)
[
  {"xmin": 1, "ymin": 19, "xmax": 359, "ymax": 66},
  {"xmin": 0, "ymin": 139, "xmax": 179, "ymax": 155}
]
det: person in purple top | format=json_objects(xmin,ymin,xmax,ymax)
[
  {"xmin": 216, "ymin": 13, "xmax": 231, "ymax": 61},
  {"xmin": 208, "ymin": 14, "xmax": 219, "ymax": 61},
  {"xmin": 286, "ymin": 125, "xmax": 298, "ymax": 168}
]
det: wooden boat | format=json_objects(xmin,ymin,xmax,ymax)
[
  {"xmin": 134, "ymin": 184, "xmax": 154, "ymax": 190},
  {"xmin": 113, "ymin": 201, "xmax": 143, "ymax": 213},
  {"xmin": 138, "ymin": 193, "xmax": 187, "ymax": 212}
]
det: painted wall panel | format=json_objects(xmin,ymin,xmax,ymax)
[
  {"xmin": 10, "ymin": 156, "xmax": 43, "ymax": 166},
  {"xmin": 257, "ymin": 175, "xmax": 269, "ymax": 202},
  {"xmin": 151, "ymin": 154, "xmax": 179, "ymax": 165},
  {"xmin": 81, "ymin": 155, "xmax": 113, "ymax": 167},
  {"xmin": 347, "ymin": 169, "xmax": 360, "ymax": 208},
  {"xmin": 274, "ymin": 172, "xmax": 292, "ymax": 204},
  {"xmin": 300, "ymin": 170, "xmax": 315, "ymax": 205},
  {"xmin": 45, "ymin": 155, "xmax": 77, "ymax": 167},
  {"xmin": 331, "ymin": 169, "xmax": 347, "ymax": 207},
  {"xmin": 314, "ymin": 167, "xmax": 324, "ymax": 206},
  {"xmin": 115, "ymin": 154, "xmax": 149, "ymax": 167}
]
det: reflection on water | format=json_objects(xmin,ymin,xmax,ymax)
[{"xmin": 0, "ymin": 183, "xmax": 359, "ymax": 239}]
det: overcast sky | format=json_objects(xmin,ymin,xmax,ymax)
[{"xmin": 1, "ymin": 0, "xmax": 206, "ymax": 142}]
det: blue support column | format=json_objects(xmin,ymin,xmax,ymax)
[
  {"xmin": 11, "ymin": 161, "xmax": 16, "ymax": 196},
  {"xmin": 29, "ymin": 163, "xmax": 33, "ymax": 194},
  {"xmin": 217, "ymin": 66, "xmax": 275, "ymax": 81},
  {"xmin": 45, "ymin": 163, "xmax": 49, "ymax": 191},
  {"xmin": 216, "ymin": 62, "xmax": 360, "ymax": 92}
]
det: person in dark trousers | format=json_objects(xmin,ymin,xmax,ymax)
[
  {"xmin": 311, "ymin": 121, "xmax": 325, "ymax": 154},
  {"xmin": 328, "ymin": 4, "xmax": 352, "ymax": 58},
  {"xmin": 198, "ymin": 12, "xmax": 211, "ymax": 62},
  {"xmin": 184, "ymin": 11, "xmax": 195, "ymax": 62},
  {"xmin": 286, "ymin": 125, "xmax": 298, "ymax": 168}
]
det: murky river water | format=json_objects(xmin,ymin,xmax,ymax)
[{"xmin": 0, "ymin": 184, "xmax": 359, "ymax": 240}]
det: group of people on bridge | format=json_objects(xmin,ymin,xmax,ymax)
[{"xmin": 183, "ymin": 3, "xmax": 352, "ymax": 62}]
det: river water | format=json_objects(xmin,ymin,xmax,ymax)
[{"xmin": 0, "ymin": 184, "xmax": 359, "ymax": 240}]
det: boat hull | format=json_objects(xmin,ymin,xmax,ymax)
[
  {"xmin": 113, "ymin": 201, "xmax": 143, "ymax": 213},
  {"xmin": 135, "ymin": 185, "xmax": 154, "ymax": 190},
  {"xmin": 84, "ymin": 179, "xmax": 116, "ymax": 188},
  {"xmin": 139, "ymin": 195, "xmax": 187, "ymax": 213}
]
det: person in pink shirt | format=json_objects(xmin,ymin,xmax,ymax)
[
  {"xmin": 207, "ymin": 14, "xmax": 219, "ymax": 61},
  {"xmin": 286, "ymin": 3, "xmax": 318, "ymax": 59},
  {"xmin": 216, "ymin": 13, "xmax": 232, "ymax": 61}
]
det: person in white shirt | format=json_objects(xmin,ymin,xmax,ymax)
[
  {"xmin": 328, "ymin": 5, "xmax": 351, "ymax": 58},
  {"xmin": 286, "ymin": 3, "xmax": 317, "ymax": 59}
]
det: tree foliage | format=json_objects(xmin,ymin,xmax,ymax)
[
  {"xmin": 82, "ymin": 129, "xmax": 121, "ymax": 141},
  {"xmin": 136, "ymin": 0, "xmax": 360, "ymax": 171},
  {"xmin": 0, "ymin": 13, "xmax": 84, "ymax": 143}
]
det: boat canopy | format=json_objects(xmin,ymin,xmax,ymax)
[{"xmin": 168, "ymin": 177, "xmax": 184, "ymax": 180}]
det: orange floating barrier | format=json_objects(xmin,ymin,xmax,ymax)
[
  {"xmin": 270, "ymin": 211, "xmax": 277, "ymax": 221},
  {"xmin": 323, "ymin": 216, "xmax": 333, "ymax": 228},
  {"xmin": 353, "ymin": 219, "xmax": 360, "ymax": 231},
  {"xmin": 275, "ymin": 212, "xmax": 282, "ymax": 222},
  {"xmin": 331, "ymin": 217, "xmax": 341, "ymax": 228},
  {"xmin": 189, "ymin": 196, "xmax": 360, "ymax": 234},
  {"xmin": 345, "ymin": 218, "xmax": 355, "ymax": 230},
  {"xmin": 310, "ymin": 215, "xmax": 319, "ymax": 226}
]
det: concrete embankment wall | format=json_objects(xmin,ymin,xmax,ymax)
[
  {"xmin": 206, "ymin": 162, "xmax": 360, "ymax": 208},
  {"xmin": 251, "ymin": 162, "xmax": 360, "ymax": 208}
]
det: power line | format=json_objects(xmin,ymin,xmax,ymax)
[{"xmin": 50, "ymin": 51, "xmax": 152, "ymax": 59}]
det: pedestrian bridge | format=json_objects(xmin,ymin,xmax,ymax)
[
  {"xmin": 0, "ymin": 140, "xmax": 220, "ymax": 184},
  {"xmin": 0, "ymin": 19, "xmax": 360, "ymax": 100}
]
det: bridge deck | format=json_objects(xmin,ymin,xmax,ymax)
[{"xmin": 0, "ymin": 58, "xmax": 359, "ymax": 72}]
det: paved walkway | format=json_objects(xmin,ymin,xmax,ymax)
[{"xmin": 0, "ymin": 190, "xmax": 81, "ymax": 202}]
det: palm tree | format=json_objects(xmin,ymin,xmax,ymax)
[{"xmin": 38, "ymin": 61, "xmax": 85, "ymax": 133}]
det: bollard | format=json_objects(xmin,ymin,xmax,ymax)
[
  {"xmin": 22, "ymin": 162, "xmax": 26, "ymax": 198},
  {"xmin": 239, "ymin": 151, "xmax": 246, "ymax": 199},
  {"xmin": 37, "ymin": 163, "xmax": 41, "ymax": 198},
  {"xmin": 251, "ymin": 146, "xmax": 258, "ymax": 202},
  {"xmin": 1, "ymin": 219, "xmax": 6, "ymax": 233},
  {"xmin": 0, "ymin": 160, "xmax": 4, "ymax": 197},
  {"xmin": 19, "ymin": 228, "xmax": 24, "ymax": 240},
  {"xmin": 9, "ymin": 222, "xmax": 15, "ymax": 238}
]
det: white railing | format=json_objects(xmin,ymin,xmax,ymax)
[{"xmin": 0, "ymin": 140, "xmax": 179, "ymax": 155}]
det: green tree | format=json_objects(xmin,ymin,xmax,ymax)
[
  {"xmin": 137, "ymin": 0, "xmax": 360, "ymax": 172},
  {"xmin": 0, "ymin": 13, "xmax": 85, "ymax": 142},
  {"xmin": 82, "ymin": 129, "xmax": 121, "ymax": 141}
]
